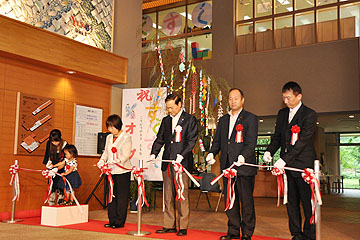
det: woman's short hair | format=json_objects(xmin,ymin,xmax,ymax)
[
  {"xmin": 106, "ymin": 114, "xmax": 123, "ymax": 130},
  {"xmin": 64, "ymin": 144, "xmax": 78, "ymax": 158}
]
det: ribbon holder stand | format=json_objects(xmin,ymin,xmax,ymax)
[
  {"xmin": 314, "ymin": 160, "xmax": 321, "ymax": 240},
  {"xmin": 128, "ymin": 159, "xmax": 151, "ymax": 236},
  {"xmin": 2, "ymin": 160, "xmax": 23, "ymax": 223}
]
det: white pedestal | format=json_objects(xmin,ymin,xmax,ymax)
[{"xmin": 41, "ymin": 205, "xmax": 88, "ymax": 226}]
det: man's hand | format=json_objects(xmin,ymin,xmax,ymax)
[
  {"xmin": 272, "ymin": 158, "xmax": 286, "ymax": 175},
  {"xmin": 150, "ymin": 154, "xmax": 156, "ymax": 161},
  {"xmin": 234, "ymin": 155, "xmax": 245, "ymax": 167},
  {"xmin": 175, "ymin": 154, "xmax": 183, "ymax": 163},
  {"xmin": 206, "ymin": 153, "xmax": 215, "ymax": 165},
  {"xmin": 263, "ymin": 151, "xmax": 272, "ymax": 163}
]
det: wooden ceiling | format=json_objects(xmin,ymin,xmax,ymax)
[{"xmin": 142, "ymin": 0, "xmax": 184, "ymax": 10}]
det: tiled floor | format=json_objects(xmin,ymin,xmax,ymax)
[{"xmin": 1, "ymin": 189, "xmax": 359, "ymax": 239}]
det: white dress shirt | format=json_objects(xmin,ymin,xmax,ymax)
[
  {"xmin": 289, "ymin": 101, "xmax": 302, "ymax": 123},
  {"xmin": 228, "ymin": 108, "xmax": 242, "ymax": 139},
  {"xmin": 171, "ymin": 109, "xmax": 183, "ymax": 133}
]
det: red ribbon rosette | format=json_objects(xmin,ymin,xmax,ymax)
[
  {"xmin": 9, "ymin": 164, "xmax": 20, "ymax": 201},
  {"xmin": 235, "ymin": 124, "xmax": 243, "ymax": 143},
  {"xmin": 291, "ymin": 125, "xmax": 301, "ymax": 145},
  {"xmin": 271, "ymin": 168, "xmax": 288, "ymax": 207},
  {"xmin": 111, "ymin": 147, "xmax": 118, "ymax": 161},
  {"xmin": 302, "ymin": 168, "xmax": 322, "ymax": 224},
  {"xmin": 100, "ymin": 163, "xmax": 114, "ymax": 204},
  {"xmin": 132, "ymin": 167, "xmax": 149, "ymax": 210},
  {"xmin": 223, "ymin": 168, "xmax": 237, "ymax": 211},
  {"xmin": 172, "ymin": 162, "xmax": 185, "ymax": 201}
]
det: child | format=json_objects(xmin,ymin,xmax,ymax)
[{"xmin": 53, "ymin": 144, "xmax": 82, "ymax": 205}]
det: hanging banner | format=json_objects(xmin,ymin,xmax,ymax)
[
  {"xmin": 192, "ymin": 2, "xmax": 212, "ymax": 28},
  {"xmin": 161, "ymin": 12, "xmax": 182, "ymax": 36},
  {"xmin": 122, "ymin": 88, "xmax": 167, "ymax": 181},
  {"xmin": 142, "ymin": 14, "xmax": 154, "ymax": 38}
]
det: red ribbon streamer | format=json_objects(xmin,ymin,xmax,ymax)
[
  {"xmin": 302, "ymin": 168, "xmax": 322, "ymax": 224},
  {"xmin": 223, "ymin": 169, "xmax": 237, "ymax": 211},
  {"xmin": 133, "ymin": 168, "xmax": 149, "ymax": 210}
]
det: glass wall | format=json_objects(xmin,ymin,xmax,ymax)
[
  {"xmin": 235, "ymin": 0, "xmax": 360, "ymax": 54},
  {"xmin": 142, "ymin": 0, "xmax": 212, "ymax": 61}
]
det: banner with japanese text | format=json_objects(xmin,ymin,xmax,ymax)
[{"xmin": 122, "ymin": 88, "xmax": 167, "ymax": 181}]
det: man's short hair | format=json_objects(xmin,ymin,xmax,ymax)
[
  {"xmin": 165, "ymin": 94, "xmax": 182, "ymax": 105},
  {"xmin": 282, "ymin": 81, "xmax": 302, "ymax": 95},
  {"xmin": 106, "ymin": 114, "xmax": 123, "ymax": 130},
  {"xmin": 229, "ymin": 88, "xmax": 244, "ymax": 98}
]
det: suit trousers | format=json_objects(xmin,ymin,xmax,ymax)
[
  {"xmin": 286, "ymin": 172, "xmax": 315, "ymax": 240},
  {"xmin": 108, "ymin": 172, "xmax": 131, "ymax": 226},
  {"xmin": 162, "ymin": 165, "xmax": 190, "ymax": 229},
  {"xmin": 223, "ymin": 175, "xmax": 256, "ymax": 237}
]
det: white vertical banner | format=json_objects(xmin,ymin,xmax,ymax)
[{"xmin": 122, "ymin": 88, "xmax": 167, "ymax": 181}]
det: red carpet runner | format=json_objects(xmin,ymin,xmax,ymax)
[{"xmin": 18, "ymin": 217, "xmax": 286, "ymax": 240}]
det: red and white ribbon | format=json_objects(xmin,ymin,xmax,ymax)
[
  {"xmin": 271, "ymin": 168, "xmax": 288, "ymax": 206},
  {"xmin": 174, "ymin": 125, "xmax": 182, "ymax": 143},
  {"xmin": 42, "ymin": 168, "xmax": 58, "ymax": 204},
  {"xmin": 235, "ymin": 124, "xmax": 243, "ymax": 143},
  {"xmin": 132, "ymin": 167, "xmax": 149, "ymax": 210},
  {"xmin": 9, "ymin": 164, "xmax": 20, "ymax": 201},
  {"xmin": 223, "ymin": 168, "xmax": 237, "ymax": 211},
  {"xmin": 199, "ymin": 139, "xmax": 205, "ymax": 152},
  {"xmin": 173, "ymin": 162, "xmax": 185, "ymax": 201},
  {"xmin": 302, "ymin": 168, "xmax": 323, "ymax": 224},
  {"xmin": 291, "ymin": 125, "xmax": 301, "ymax": 145},
  {"xmin": 100, "ymin": 163, "xmax": 114, "ymax": 204},
  {"xmin": 111, "ymin": 147, "xmax": 118, "ymax": 161}
]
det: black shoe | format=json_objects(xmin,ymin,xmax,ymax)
[
  {"xmin": 292, "ymin": 233, "xmax": 307, "ymax": 240},
  {"xmin": 220, "ymin": 234, "xmax": 240, "ymax": 240},
  {"xmin": 155, "ymin": 228, "xmax": 177, "ymax": 234},
  {"xmin": 111, "ymin": 224, "xmax": 124, "ymax": 229},
  {"xmin": 177, "ymin": 229, "xmax": 187, "ymax": 236},
  {"xmin": 104, "ymin": 223, "xmax": 112, "ymax": 228},
  {"xmin": 241, "ymin": 234, "xmax": 251, "ymax": 240}
]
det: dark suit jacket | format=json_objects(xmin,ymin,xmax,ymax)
[
  {"xmin": 209, "ymin": 110, "xmax": 258, "ymax": 176},
  {"xmin": 151, "ymin": 111, "xmax": 198, "ymax": 171},
  {"xmin": 266, "ymin": 104, "xmax": 317, "ymax": 177}
]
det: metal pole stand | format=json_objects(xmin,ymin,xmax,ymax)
[
  {"xmin": 2, "ymin": 160, "xmax": 23, "ymax": 224},
  {"xmin": 128, "ymin": 160, "xmax": 151, "ymax": 236},
  {"xmin": 314, "ymin": 160, "xmax": 321, "ymax": 240}
]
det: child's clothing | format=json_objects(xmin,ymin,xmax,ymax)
[{"xmin": 58, "ymin": 158, "xmax": 82, "ymax": 192}]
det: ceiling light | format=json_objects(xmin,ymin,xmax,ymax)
[
  {"xmin": 316, "ymin": 122, "xmax": 319, "ymax": 125},
  {"xmin": 267, "ymin": 131, "xmax": 271, "ymax": 134},
  {"xmin": 180, "ymin": 12, "xmax": 192, "ymax": 21},
  {"xmin": 286, "ymin": 7, "xmax": 293, "ymax": 11},
  {"xmin": 244, "ymin": 15, "xmax": 251, "ymax": 20},
  {"xmin": 349, "ymin": 115, "xmax": 355, "ymax": 118},
  {"xmin": 66, "ymin": 70, "xmax": 76, "ymax": 74},
  {"xmin": 259, "ymin": 119, "xmax": 264, "ymax": 123}
]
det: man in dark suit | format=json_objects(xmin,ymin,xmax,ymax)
[
  {"xmin": 263, "ymin": 81, "xmax": 317, "ymax": 240},
  {"xmin": 150, "ymin": 94, "xmax": 198, "ymax": 237},
  {"xmin": 206, "ymin": 88, "xmax": 258, "ymax": 240}
]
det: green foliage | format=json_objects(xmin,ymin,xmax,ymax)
[{"xmin": 340, "ymin": 145, "xmax": 360, "ymax": 177}]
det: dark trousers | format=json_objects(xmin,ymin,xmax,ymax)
[
  {"xmin": 286, "ymin": 173, "xmax": 315, "ymax": 240},
  {"xmin": 223, "ymin": 175, "xmax": 256, "ymax": 237},
  {"xmin": 108, "ymin": 172, "xmax": 131, "ymax": 226}
]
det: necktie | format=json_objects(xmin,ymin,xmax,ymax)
[{"xmin": 289, "ymin": 109, "xmax": 294, "ymax": 123}]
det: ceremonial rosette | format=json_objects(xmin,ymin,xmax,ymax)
[
  {"xmin": 235, "ymin": 124, "xmax": 243, "ymax": 143},
  {"xmin": 291, "ymin": 125, "xmax": 301, "ymax": 145}
]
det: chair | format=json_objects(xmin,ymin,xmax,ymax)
[
  {"xmin": 150, "ymin": 182, "xmax": 163, "ymax": 210},
  {"xmin": 195, "ymin": 172, "xmax": 223, "ymax": 211}
]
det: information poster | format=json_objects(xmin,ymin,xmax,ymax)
[
  {"xmin": 74, "ymin": 105, "xmax": 103, "ymax": 156},
  {"xmin": 16, "ymin": 92, "xmax": 54, "ymax": 155},
  {"xmin": 122, "ymin": 88, "xmax": 167, "ymax": 181}
]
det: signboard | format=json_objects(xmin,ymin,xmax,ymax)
[
  {"xmin": 122, "ymin": 88, "xmax": 167, "ymax": 181},
  {"xmin": 74, "ymin": 105, "xmax": 103, "ymax": 156},
  {"xmin": 15, "ymin": 92, "xmax": 54, "ymax": 155},
  {"xmin": 192, "ymin": 2, "xmax": 212, "ymax": 28}
]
